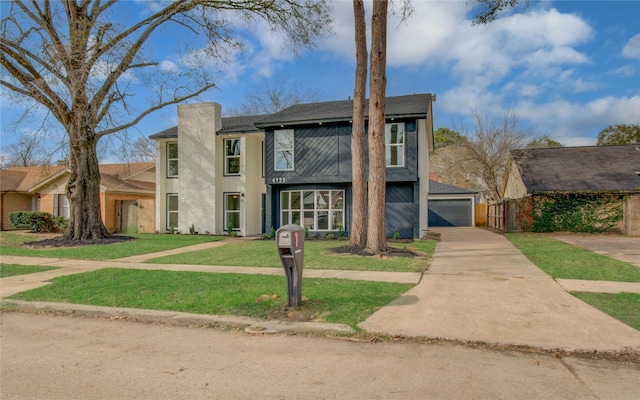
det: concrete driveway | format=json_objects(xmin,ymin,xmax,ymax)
[
  {"xmin": 360, "ymin": 227, "xmax": 640, "ymax": 352},
  {"xmin": 554, "ymin": 235, "xmax": 640, "ymax": 267}
]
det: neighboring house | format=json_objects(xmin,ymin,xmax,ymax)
[
  {"xmin": 150, "ymin": 93, "xmax": 436, "ymax": 238},
  {"xmin": 0, "ymin": 165, "xmax": 66, "ymax": 230},
  {"xmin": 0, "ymin": 163, "xmax": 155, "ymax": 232},
  {"xmin": 150, "ymin": 103, "xmax": 266, "ymax": 236},
  {"xmin": 428, "ymin": 180, "xmax": 477, "ymax": 227},
  {"xmin": 256, "ymin": 93, "xmax": 436, "ymax": 239},
  {"xmin": 501, "ymin": 145, "xmax": 640, "ymax": 234}
]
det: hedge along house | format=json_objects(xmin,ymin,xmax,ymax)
[
  {"xmin": 149, "ymin": 103, "xmax": 266, "ymax": 236},
  {"xmin": 256, "ymin": 93, "xmax": 436, "ymax": 239},
  {"xmin": 501, "ymin": 145, "xmax": 640, "ymax": 234}
]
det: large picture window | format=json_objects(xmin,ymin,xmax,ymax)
[
  {"xmin": 167, "ymin": 142, "xmax": 178, "ymax": 177},
  {"xmin": 385, "ymin": 123, "xmax": 405, "ymax": 167},
  {"xmin": 166, "ymin": 194, "xmax": 178, "ymax": 230},
  {"xmin": 224, "ymin": 193, "xmax": 241, "ymax": 231},
  {"xmin": 281, "ymin": 190, "xmax": 344, "ymax": 231},
  {"xmin": 274, "ymin": 129, "xmax": 294, "ymax": 171},
  {"xmin": 224, "ymin": 138, "xmax": 241, "ymax": 175}
]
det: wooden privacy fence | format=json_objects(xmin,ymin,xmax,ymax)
[
  {"xmin": 475, "ymin": 203, "xmax": 487, "ymax": 226},
  {"xmin": 487, "ymin": 198, "xmax": 531, "ymax": 233},
  {"xmin": 116, "ymin": 199, "xmax": 155, "ymax": 234}
]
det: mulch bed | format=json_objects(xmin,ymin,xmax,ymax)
[{"xmin": 330, "ymin": 245, "xmax": 418, "ymax": 258}]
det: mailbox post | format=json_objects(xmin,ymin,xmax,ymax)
[{"xmin": 276, "ymin": 224, "xmax": 305, "ymax": 307}]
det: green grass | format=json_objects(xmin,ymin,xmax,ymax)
[
  {"xmin": 572, "ymin": 292, "xmax": 640, "ymax": 331},
  {"xmin": 8, "ymin": 268, "xmax": 414, "ymax": 328},
  {"xmin": 505, "ymin": 233, "xmax": 640, "ymax": 282},
  {"xmin": 0, "ymin": 263, "xmax": 59, "ymax": 278},
  {"xmin": 0, "ymin": 232, "xmax": 223, "ymax": 260},
  {"xmin": 147, "ymin": 239, "xmax": 436, "ymax": 273}
]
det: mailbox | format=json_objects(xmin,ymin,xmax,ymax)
[{"xmin": 276, "ymin": 224, "xmax": 305, "ymax": 307}]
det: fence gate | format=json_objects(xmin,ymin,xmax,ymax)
[{"xmin": 116, "ymin": 199, "xmax": 155, "ymax": 234}]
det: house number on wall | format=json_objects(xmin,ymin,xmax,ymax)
[{"xmin": 272, "ymin": 177, "xmax": 286, "ymax": 184}]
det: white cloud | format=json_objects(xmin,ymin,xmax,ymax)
[
  {"xmin": 622, "ymin": 33, "xmax": 640, "ymax": 58},
  {"xmin": 608, "ymin": 65, "xmax": 635, "ymax": 77},
  {"xmin": 159, "ymin": 60, "xmax": 180, "ymax": 73}
]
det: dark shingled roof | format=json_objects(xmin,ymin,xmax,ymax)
[
  {"xmin": 149, "ymin": 93, "xmax": 435, "ymax": 138},
  {"xmin": 429, "ymin": 179, "xmax": 478, "ymax": 194},
  {"xmin": 511, "ymin": 145, "xmax": 640, "ymax": 192},
  {"xmin": 149, "ymin": 115, "xmax": 263, "ymax": 139},
  {"xmin": 429, "ymin": 180, "xmax": 478, "ymax": 195},
  {"xmin": 254, "ymin": 93, "xmax": 434, "ymax": 128}
]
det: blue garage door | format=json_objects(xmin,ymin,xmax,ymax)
[{"xmin": 428, "ymin": 199, "xmax": 472, "ymax": 227}]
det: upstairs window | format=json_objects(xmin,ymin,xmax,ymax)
[
  {"xmin": 274, "ymin": 129, "xmax": 294, "ymax": 171},
  {"xmin": 224, "ymin": 138, "xmax": 241, "ymax": 175},
  {"xmin": 167, "ymin": 142, "xmax": 178, "ymax": 177},
  {"xmin": 385, "ymin": 123, "xmax": 405, "ymax": 167}
]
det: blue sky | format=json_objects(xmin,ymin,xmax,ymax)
[{"xmin": 1, "ymin": 0, "xmax": 639, "ymax": 162}]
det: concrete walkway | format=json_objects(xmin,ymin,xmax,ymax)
[{"xmin": 359, "ymin": 227, "xmax": 640, "ymax": 353}]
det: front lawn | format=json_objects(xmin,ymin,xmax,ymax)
[
  {"xmin": 147, "ymin": 239, "xmax": 436, "ymax": 273},
  {"xmin": 0, "ymin": 232, "xmax": 223, "ymax": 260},
  {"xmin": 572, "ymin": 292, "xmax": 640, "ymax": 331},
  {"xmin": 0, "ymin": 263, "xmax": 59, "ymax": 278},
  {"xmin": 505, "ymin": 233, "xmax": 640, "ymax": 282},
  {"xmin": 8, "ymin": 268, "xmax": 414, "ymax": 329}
]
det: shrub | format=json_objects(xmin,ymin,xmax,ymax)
[
  {"xmin": 8, "ymin": 211, "xmax": 56, "ymax": 232},
  {"xmin": 54, "ymin": 216, "xmax": 68, "ymax": 232}
]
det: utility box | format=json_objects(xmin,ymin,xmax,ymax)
[{"xmin": 276, "ymin": 224, "xmax": 305, "ymax": 307}]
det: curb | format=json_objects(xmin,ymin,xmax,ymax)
[{"xmin": 0, "ymin": 300, "xmax": 355, "ymax": 336}]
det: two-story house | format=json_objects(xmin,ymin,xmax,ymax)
[
  {"xmin": 150, "ymin": 103, "xmax": 266, "ymax": 236},
  {"xmin": 151, "ymin": 93, "xmax": 435, "ymax": 238},
  {"xmin": 258, "ymin": 93, "xmax": 435, "ymax": 238}
]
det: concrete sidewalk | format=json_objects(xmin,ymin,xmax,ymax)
[{"xmin": 359, "ymin": 227, "xmax": 640, "ymax": 353}]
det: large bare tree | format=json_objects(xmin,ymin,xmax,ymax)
[
  {"xmin": 1, "ymin": 0, "xmax": 330, "ymax": 241},
  {"xmin": 349, "ymin": 0, "xmax": 367, "ymax": 248},
  {"xmin": 461, "ymin": 110, "xmax": 530, "ymax": 200},
  {"xmin": 228, "ymin": 77, "xmax": 321, "ymax": 116}
]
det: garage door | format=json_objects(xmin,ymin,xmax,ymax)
[{"xmin": 428, "ymin": 199, "xmax": 472, "ymax": 227}]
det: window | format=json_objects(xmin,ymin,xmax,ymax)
[
  {"xmin": 281, "ymin": 190, "xmax": 344, "ymax": 231},
  {"xmin": 54, "ymin": 194, "xmax": 70, "ymax": 218},
  {"xmin": 224, "ymin": 193, "xmax": 241, "ymax": 231},
  {"xmin": 167, "ymin": 194, "xmax": 178, "ymax": 230},
  {"xmin": 274, "ymin": 129, "xmax": 294, "ymax": 171},
  {"xmin": 385, "ymin": 123, "xmax": 405, "ymax": 167},
  {"xmin": 167, "ymin": 142, "xmax": 178, "ymax": 177},
  {"xmin": 224, "ymin": 138, "xmax": 241, "ymax": 175}
]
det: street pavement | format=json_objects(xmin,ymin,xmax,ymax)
[
  {"xmin": 2, "ymin": 228, "xmax": 640, "ymax": 399},
  {"xmin": 2, "ymin": 312, "xmax": 639, "ymax": 400}
]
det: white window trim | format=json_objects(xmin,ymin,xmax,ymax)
[
  {"xmin": 280, "ymin": 190, "xmax": 344, "ymax": 232},
  {"xmin": 274, "ymin": 129, "xmax": 295, "ymax": 171},
  {"xmin": 224, "ymin": 138, "xmax": 241, "ymax": 176},
  {"xmin": 385, "ymin": 122, "xmax": 405, "ymax": 168},
  {"xmin": 224, "ymin": 192, "xmax": 241, "ymax": 231},
  {"xmin": 167, "ymin": 142, "xmax": 178, "ymax": 178},
  {"xmin": 166, "ymin": 193, "xmax": 178, "ymax": 230}
]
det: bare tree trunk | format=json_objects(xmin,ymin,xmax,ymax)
[
  {"xmin": 349, "ymin": 0, "xmax": 368, "ymax": 248},
  {"xmin": 63, "ymin": 119, "xmax": 110, "ymax": 241},
  {"xmin": 366, "ymin": 0, "xmax": 389, "ymax": 253}
]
